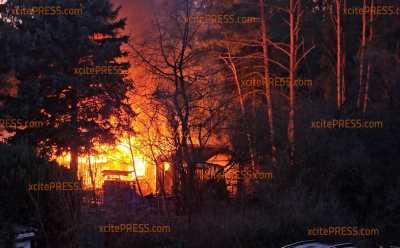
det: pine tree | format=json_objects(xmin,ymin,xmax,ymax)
[{"xmin": 2, "ymin": 0, "xmax": 132, "ymax": 179}]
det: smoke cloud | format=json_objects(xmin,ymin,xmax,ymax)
[{"xmin": 111, "ymin": 0, "xmax": 156, "ymax": 36}]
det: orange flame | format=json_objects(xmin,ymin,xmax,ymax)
[{"xmin": 55, "ymin": 137, "xmax": 155, "ymax": 194}]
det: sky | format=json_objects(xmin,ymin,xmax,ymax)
[
  {"xmin": 0, "ymin": 0, "xmax": 155, "ymax": 33},
  {"xmin": 111, "ymin": 0, "xmax": 155, "ymax": 36}
]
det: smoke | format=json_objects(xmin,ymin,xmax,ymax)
[{"xmin": 111, "ymin": 0, "xmax": 156, "ymax": 36}]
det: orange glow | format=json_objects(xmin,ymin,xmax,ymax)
[
  {"xmin": 163, "ymin": 162, "xmax": 170, "ymax": 171},
  {"xmin": 55, "ymin": 137, "xmax": 155, "ymax": 194},
  {"xmin": 133, "ymin": 156, "xmax": 146, "ymax": 176}
]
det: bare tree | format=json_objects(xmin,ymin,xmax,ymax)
[
  {"xmin": 259, "ymin": 0, "xmax": 277, "ymax": 164},
  {"xmin": 220, "ymin": 45, "xmax": 256, "ymax": 198},
  {"xmin": 129, "ymin": 0, "xmax": 228, "ymax": 219},
  {"xmin": 363, "ymin": 0, "xmax": 375, "ymax": 113},
  {"xmin": 287, "ymin": 0, "xmax": 314, "ymax": 165},
  {"xmin": 330, "ymin": 0, "xmax": 346, "ymax": 110},
  {"xmin": 87, "ymin": 153, "xmax": 98, "ymax": 204},
  {"xmin": 218, "ymin": 0, "xmax": 277, "ymax": 166},
  {"xmin": 217, "ymin": 0, "xmax": 313, "ymax": 166},
  {"xmin": 221, "ymin": 45, "xmax": 257, "ymax": 169},
  {"xmin": 357, "ymin": 0, "xmax": 368, "ymax": 109},
  {"xmin": 127, "ymin": 134, "xmax": 144, "ymax": 198},
  {"xmin": 260, "ymin": 0, "xmax": 314, "ymax": 165}
]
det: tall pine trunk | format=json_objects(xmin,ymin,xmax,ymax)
[
  {"xmin": 342, "ymin": 53, "xmax": 346, "ymax": 105},
  {"xmin": 363, "ymin": 0, "xmax": 374, "ymax": 113},
  {"xmin": 69, "ymin": 91, "xmax": 80, "ymax": 248},
  {"xmin": 259, "ymin": 0, "xmax": 277, "ymax": 164},
  {"xmin": 70, "ymin": 147, "xmax": 79, "ymax": 179},
  {"xmin": 342, "ymin": 0, "xmax": 347, "ymax": 105},
  {"xmin": 357, "ymin": 0, "xmax": 367, "ymax": 109},
  {"xmin": 226, "ymin": 55, "xmax": 256, "ymax": 196},
  {"xmin": 70, "ymin": 91, "xmax": 79, "ymax": 180},
  {"xmin": 336, "ymin": 0, "xmax": 343, "ymax": 110},
  {"xmin": 288, "ymin": 0, "xmax": 297, "ymax": 166}
]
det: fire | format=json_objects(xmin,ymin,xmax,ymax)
[
  {"xmin": 55, "ymin": 137, "xmax": 155, "ymax": 194},
  {"xmin": 115, "ymin": 142, "xmax": 146, "ymax": 177},
  {"xmin": 163, "ymin": 162, "xmax": 170, "ymax": 171},
  {"xmin": 133, "ymin": 156, "xmax": 146, "ymax": 177}
]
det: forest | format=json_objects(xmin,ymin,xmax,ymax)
[{"xmin": 0, "ymin": 0, "xmax": 399, "ymax": 247}]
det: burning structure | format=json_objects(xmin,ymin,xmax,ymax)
[{"xmin": 56, "ymin": 142, "xmax": 237, "ymax": 203}]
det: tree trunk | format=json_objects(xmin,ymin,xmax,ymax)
[
  {"xmin": 70, "ymin": 91, "xmax": 79, "ymax": 179},
  {"xmin": 181, "ymin": 126, "xmax": 193, "ymax": 221},
  {"xmin": 336, "ymin": 0, "xmax": 343, "ymax": 110},
  {"xmin": 342, "ymin": 52, "xmax": 346, "ymax": 105},
  {"xmin": 70, "ymin": 146, "xmax": 79, "ymax": 179},
  {"xmin": 357, "ymin": 0, "xmax": 367, "ymax": 109},
  {"xmin": 177, "ymin": 66, "xmax": 194, "ymax": 221},
  {"xmin": 69, "ymin": 91, "xmax": 80, "ymax": 248},
  {"xmin": 288, "ymin": 0, "xmax": 297, "ymax": 166},
  {"xmin": 231, "ymin": 58, "xmax": 255, "ymax": 197},
  {"xmin": 259, "ymin": 0, "xmax": 277, "ymax": 164},
  {"xmin": 128, "ymin": 135, "xmax": 144, "ymax": 197},
  {"xmin": 363, "ymin": 0, "xmax": 374, "ymax": 113},
  {"xmin": 222, "ymin": 53, "xmax": 256, "ymax": 197},
  {"xmin": 231, "ymin": 59, "xmax": 256, "ymax": 170},
  {"xmin": 88, "ymin": 153, "xmax": 97, "ymax": 205}
]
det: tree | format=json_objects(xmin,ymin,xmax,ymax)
[
  {"xmin": 220, "ymin": 44, "xmax": 256, "ymax": 198},
  {"xmin": 1, "ymin": 1, "xmax": 131, "ymax": 247},
  {"xmin": 356, "ymin": 0, "xmax": 367, "ymax": 111},
  {"xmin": 330, "ymin": 0, "xmax": 346, "ymax": 110},
  {"xmin": 129, "ymin": 0, "xmax": 229, "ymax": 218},
  {"xmin": 2, "ymin": 0, "xmax": 132, "ymax": 180},
  {"xmin": 362, "ymin": 0, "xmax": 374, "ymax": 113},
  {"xmin": 268, "ymin": 0, "xmax": 314, "ymax": 165},
  {"xmin": 259, "ymin": 0, "xmax": 277, "ymax": 164},
  {"xmin": 0, "ymin": 143, "xmax": 80, "ymax": 248}
]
